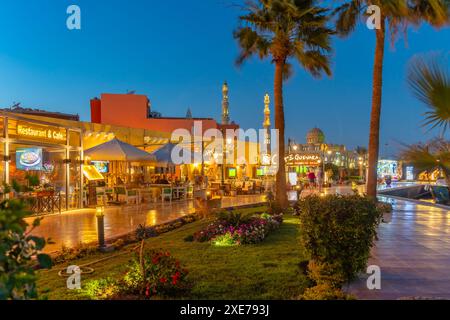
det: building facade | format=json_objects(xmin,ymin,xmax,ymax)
[{"xmin": 285, "ymin": 128, "xmax": 366, "ymax": 177}]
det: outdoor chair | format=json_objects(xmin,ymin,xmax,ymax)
[
  {"xmin": 114, "ymin": 186, "xmax": 127, "ymax": 203},
  {"xmin": 186, "ymin": 185, "xmax": 194, "ymax": 199},
  {"xmin": 242, "ymin": 182, "xmax": 251, "ymax": 194},
  {"xmin": 95, "ymin": 187, "xmax": 107, "ymax": 206},
  {"xmin": 105, "ymin": 187, "xmax": 114, "ymax": 202},
  {"xmin": 161, "ymin": 187, "xmax": 172, "ymax": 202},
  {"xmin": 126, "ymin": 189, "xmax": 139, "ymax": 205},
  {"xmin": 224, "ymin": 184, "xmax": 231, "ymax": 196}
]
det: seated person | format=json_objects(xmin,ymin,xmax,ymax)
[{"xmin": 157, "ymin": 175, "xmax": 170, "ymax": 184}]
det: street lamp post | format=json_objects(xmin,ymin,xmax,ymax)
[
  {"xmin": 96, "ymin": 205, "xmax": 106, "ymax": 250},
  {"xmin": 359, "ymin": 157, "xmax": 363, "ymax": 182},
  {"xmin": 324, "ymin": 150, "xmax": 332, "ymax": 184}
]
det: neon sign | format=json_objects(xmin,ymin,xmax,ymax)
[
  {"xmin": 285, "ymin": 154, "xmax": 320, "ymax": 165},
  {"xmin": 17, "ymin": 122, "xmax": 66, "ymax": 143}
]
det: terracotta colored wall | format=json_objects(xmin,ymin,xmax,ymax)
[
  {"xmin": 96, "ymin": 93, "xmax": 218, "ymax": 134},
  {"xmin": 100, "ymin": 93, "xmax": 149, "ymax": 127},
  {"xmin": 90, "ymin": 98, "xmax": 101, "ymax": 123}
]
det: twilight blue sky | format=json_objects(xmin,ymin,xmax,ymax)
[{"xmin": 0, "ymin": 0, "xmax": 449, "ymax": 157}]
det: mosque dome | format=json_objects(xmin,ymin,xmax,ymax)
[{"xmin": 306, "ymin": 127, "xmax": 325, "ymax": 144}]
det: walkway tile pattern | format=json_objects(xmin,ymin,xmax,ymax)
[{"xmin": 347, "ymin": 198, "xmax": 450, "ymax": 299}]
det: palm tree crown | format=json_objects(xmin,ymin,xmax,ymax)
[
  {"xmin": 235, "ymin": 0, "xmax": 333, "ymax": 76},
  {"xmin": 401, "ymin": 138, "xmax": 450, "ymax": 184}
]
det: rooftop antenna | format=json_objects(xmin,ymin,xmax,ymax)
[{"xmin": 11, "ymin": 102, "xmax": 21, "ymax": 109}]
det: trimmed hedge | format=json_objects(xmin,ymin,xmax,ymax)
[{"xmin": 297, "ymin": 195, "xmax": 382, "ymax": 284}]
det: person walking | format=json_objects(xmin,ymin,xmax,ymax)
[
  {"xmin": 307, "ymin": 170, "xmax": 316, "ymax": 190},
  {"xmin": 317, "ymin": 168, "xmax": 324, "ymax": 193}
]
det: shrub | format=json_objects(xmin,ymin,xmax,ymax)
[
  {"xmin": 192, "ymin": 214, "xmax": 283, "ymax": 245},
  {"xmin": 0, "ymin": 200, "xmax": 52, "ymax": 300},
  {"xmin": 82, "ymin": 278, "xmax": 122, "ymax": 300},
  {"xmin": 212, "ymin": 232, "xmax": 239, "ymax": 247},
  {"xmin": 306, "ymin": 260, "xmax": 345, "ymax": 288},
  {"xmin": 52, "ymin": 244, "xmax": 98, "ymax": 265},
  {"xmin": 301, "ymin": 283, "xmax": 353, "ymax": 300},
  {"xmin": 376, "ymin": 202, "xmax": 393, "ymax": 214},
  {"xmin": 123, "ymin": 250, "xmax": 189, "ymax": 298},
  {"xmin": 297, "ymin": 195, "xmax": 382, "ymax": 283},
  {"xmin": 192, "ymin": 221, "xmax": 229, "ymax": 242},
  {"xmin": 216, "ymin": 210, "xmax": 253, "ymax": 227}
]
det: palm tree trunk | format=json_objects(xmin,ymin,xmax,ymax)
[
  {"xmin": 274, "ymin": 59, "xmax": 288, "ymax": 207},
  {"xmin": 366, "ymin": 17, "xmax": 386, "ymax": 199}
]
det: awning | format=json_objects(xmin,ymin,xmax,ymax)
[{"xmin": 84, "ymin": 138, "xmax": 156, "ymax": 162}]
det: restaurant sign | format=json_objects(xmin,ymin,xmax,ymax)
[
  {"xmin": 285, "ymin": 154, "xmax": 320, "ymax": 166},
  {"xmin": 17, "ymin": 122, "xmax": 67, "ymax": 143}
]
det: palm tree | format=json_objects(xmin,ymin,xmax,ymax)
[
  {"xmin": 234, "ymin": 0, "xmax": 333, "ymax": 206},
  {"xmin": 334, "ymin": 0, "xmax": 449, "ymax": 199},
  {"xmin": 356, "ymin": 146, "xmax": 367, "ymax": 157},
  {"xmin": 401, "ymin": 138, "xmax": 450, "ymax": 186},
  {"xmin": 407, "ymin": 53, "xmax": 450, "ymax": 133}
]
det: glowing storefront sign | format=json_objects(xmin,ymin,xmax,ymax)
[
  {"xmin": 285, "ymin": 154, "xmax": 320, "ymax": 165},
  {"xmin": 17, "ymin": 122, "xmax": 66, "ymax": 143}
]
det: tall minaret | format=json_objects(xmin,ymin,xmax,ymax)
[
  {"xmin": 222, "ymin": 82, "xmax": 230, "ymax": 125},
  {"xmin": 263, "ymin": 93, "xmax": 271, "ymax": 156}
]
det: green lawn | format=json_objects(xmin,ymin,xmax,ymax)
[{"xmin": 37, "ymin": 208, "xmax": 310, "ymax": 300}]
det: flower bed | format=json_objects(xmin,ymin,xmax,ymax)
[
  {"xmin": 192, "ymin": 213, "xmax": 283, "ymax": 245},
  {"xmin": 82, "ymin": 249, "xmax": 190, "ymax": 300}
]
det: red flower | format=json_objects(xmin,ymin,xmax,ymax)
[{"xmin": 160, "ymin": 277, "xmax": 167, "ymax": 283}]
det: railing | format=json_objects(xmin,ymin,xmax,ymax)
[{"xmin": 20, "ymin": 192, "xmax": 62, "ymax": 215}]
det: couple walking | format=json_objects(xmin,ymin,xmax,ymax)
[{"xmin": 307, "ymin": 169, "xmax": 324, "ymax": 192}]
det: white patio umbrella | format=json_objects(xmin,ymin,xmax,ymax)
[{"xmin": 84, "ymin": 138, "xmax": 156, "ymax": 162}]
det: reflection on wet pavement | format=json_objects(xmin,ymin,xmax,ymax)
[
  {"xmin": 347, "ymin": 197, "xmax": 450, "ymax": 299},
  {"xmin": 28, "ymin": 194, "xmax": 266, "ymax": 253}
]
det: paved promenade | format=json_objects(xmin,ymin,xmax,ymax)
[
  {"xmin": 28, "ymin": 194, "xmax": 266, "ymax": 253},
  {"xmin": 347, "ymin": 197, "xmax": 450, "ymax": 299}
]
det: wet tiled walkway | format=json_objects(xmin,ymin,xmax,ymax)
[
  {"xmin": 29, "ymin": 194, "xmax": 266, "ymax": 253},
  {"xmin": 347, "ymin": 197, "xmax": 450, "ymax": 299}
]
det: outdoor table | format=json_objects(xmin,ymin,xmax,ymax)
[
  {"xmin": 137, "ymin": 188, "xmax": 153, "ymax": 203},
  {"xmin": 172, "ymin": 186, "xmax": 186, "ymax": 200}
]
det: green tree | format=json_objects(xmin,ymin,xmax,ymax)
[
  {"xmin": 408, "ymin": 52, "xmax": 450, "ymax": 133},
  {"xmin": 334, "ymin": 0, "xmax": 449, "ymax": 199},
  {"xmin": 0, "ymin": 200, "xmax": 52, "ymax": 300},
  {"xmin": 234, "ymin": 0, "xmax": 333, "ymax": 207}
]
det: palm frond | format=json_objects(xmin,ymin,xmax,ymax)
[
  {"xmin": 407, "ymin": 53, "xmax": 450, "ymax": 133},
  {"xmin": 234, "ymin": 0, "xmax": 333, "ymax": 79}
]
